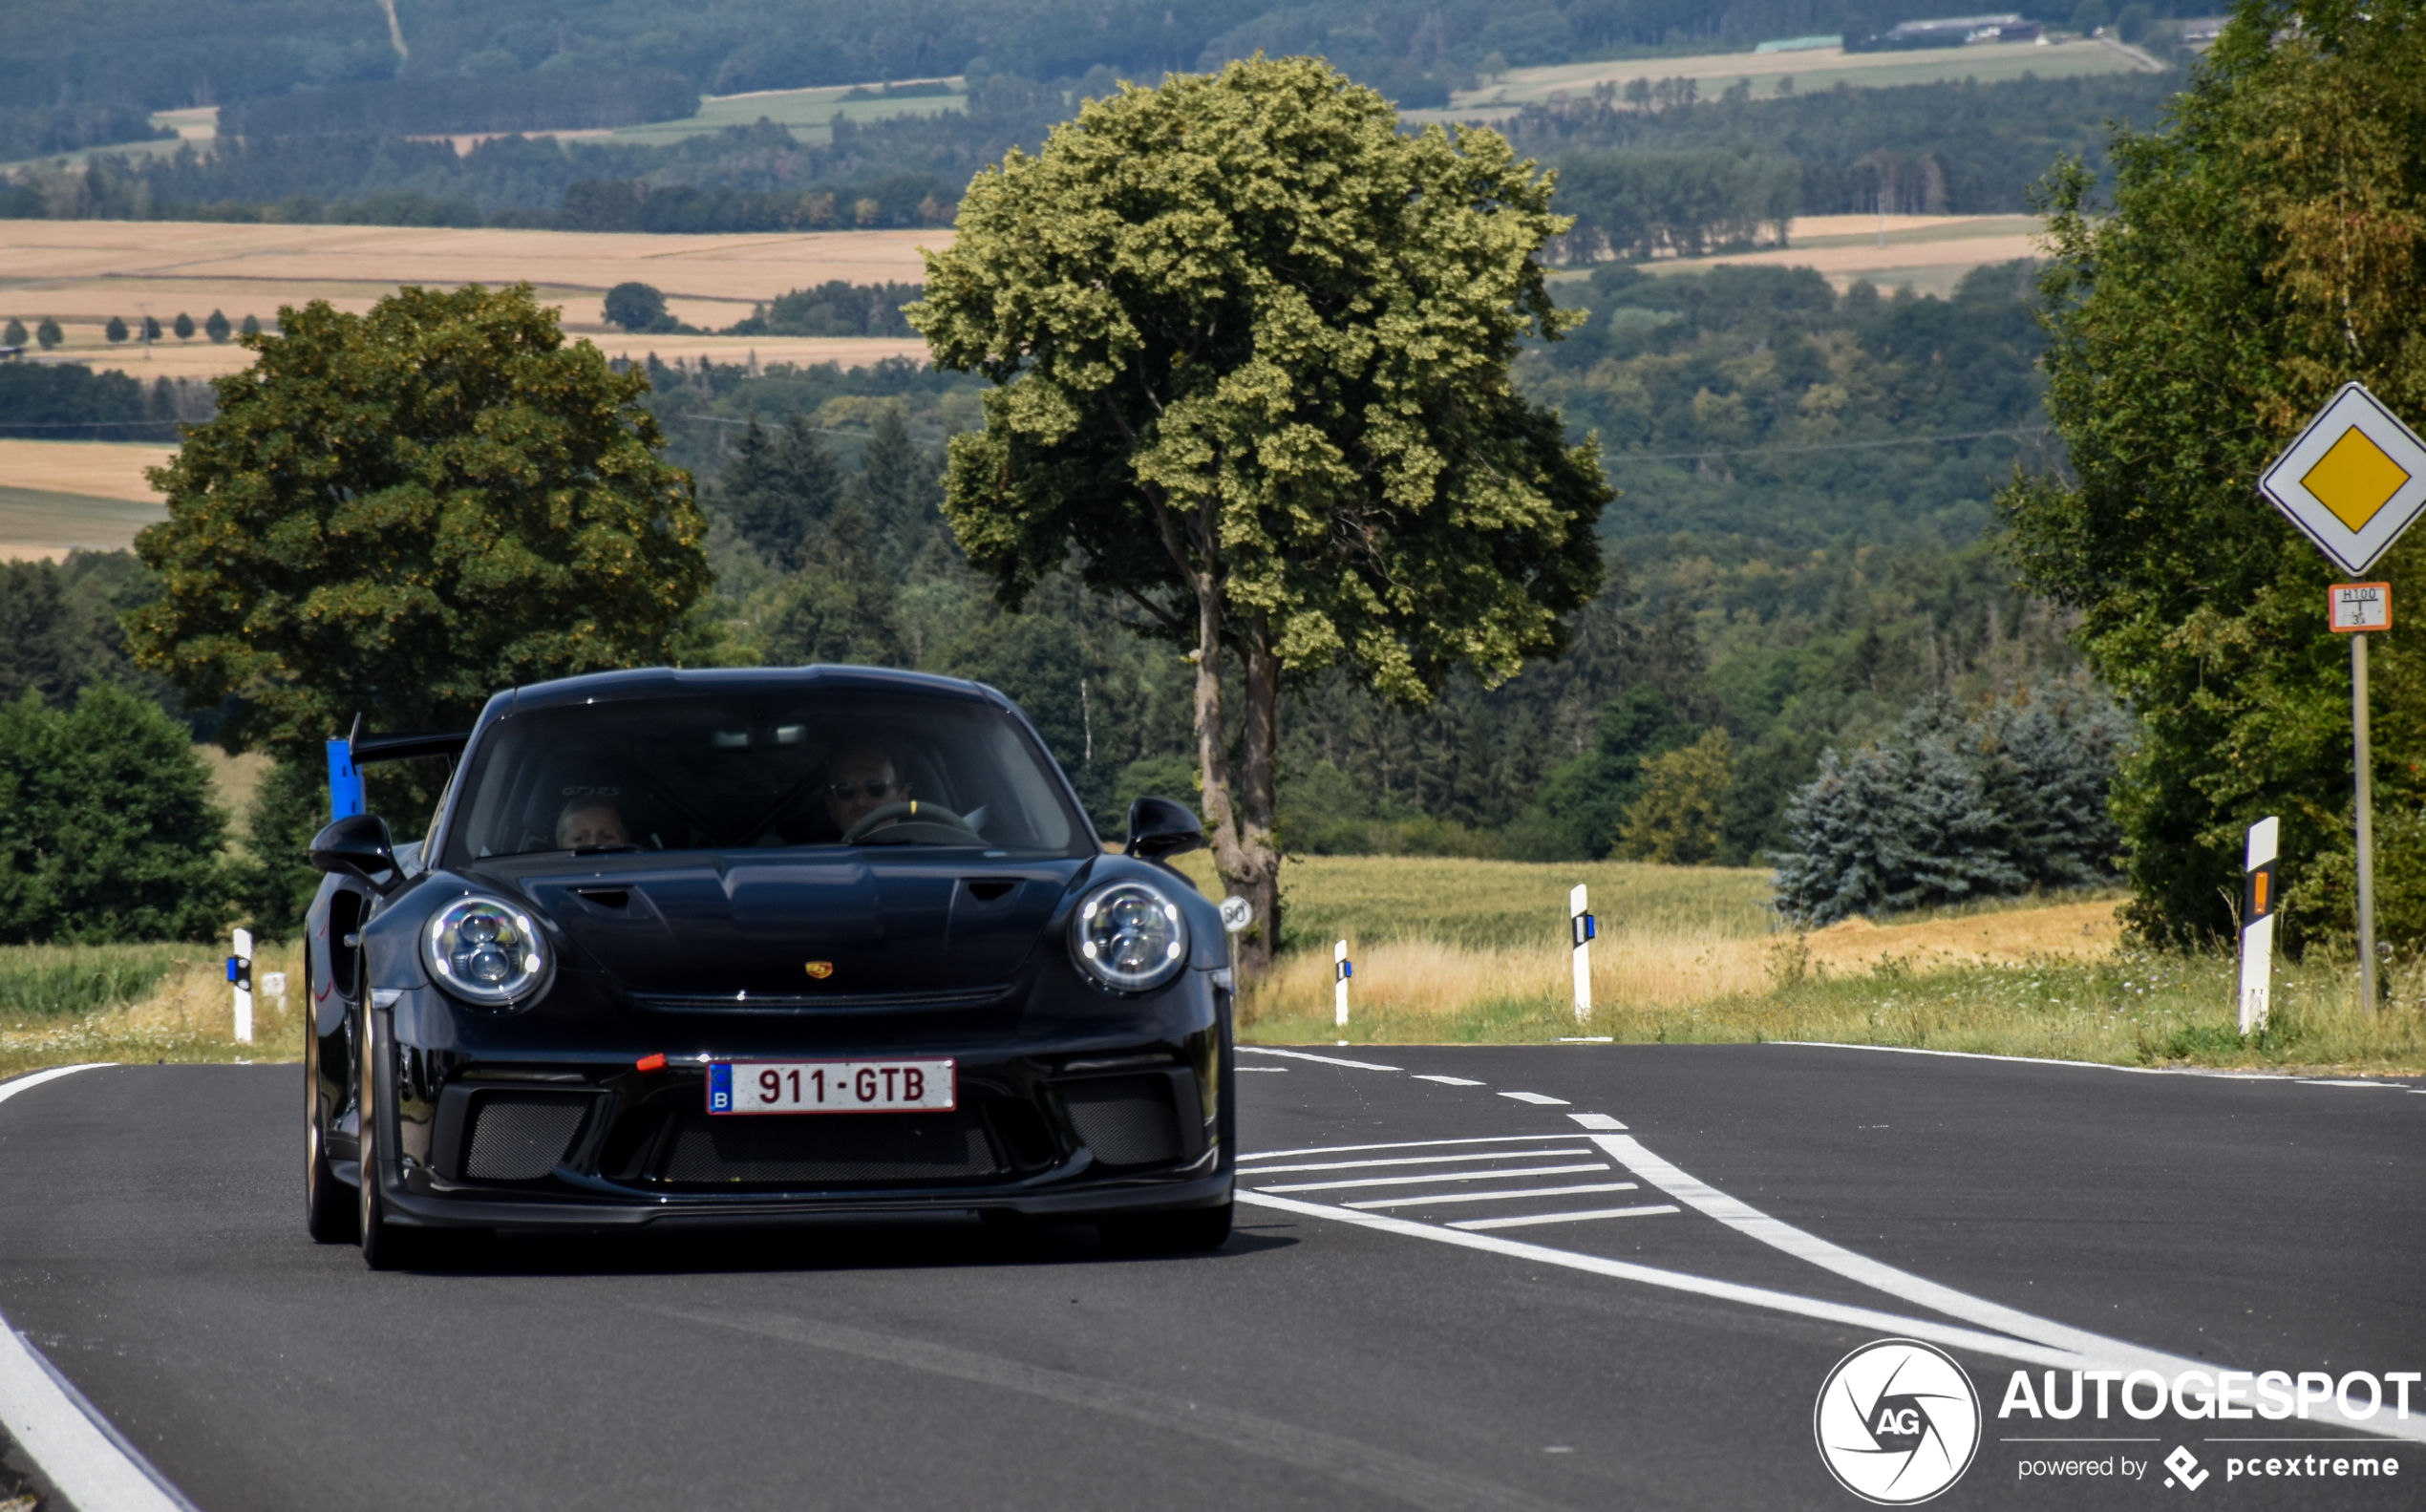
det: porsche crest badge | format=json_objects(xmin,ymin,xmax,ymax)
[{"xmin": 804, "ymin": 961, "xmax": 835, "ymax": 980}]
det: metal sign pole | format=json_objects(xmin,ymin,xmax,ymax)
[{"xmin": 2353, "ymin": 630, "xmax": 2378, "ymax": 1015}]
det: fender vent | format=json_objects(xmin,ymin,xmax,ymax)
[
  {"xmin": 463, "ymin": 1094, "xmax": 587, "ymax": 1181},
  {"xmin": 1062, "ymin": 1075, "xmax": 1181, "ymax": 1166}
]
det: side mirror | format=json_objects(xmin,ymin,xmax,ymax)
[
  {"xmin": 309, "ymin": 813, "xmax": 400, "ymax": 894},
  {"xmin": 1125, "ymin": 796, "xmax": 1205, "ymax": 862}
]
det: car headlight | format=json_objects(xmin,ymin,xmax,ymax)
[
  {"xmin": 1071, "ymin": 880, "xmax": 1189, "ymax": 992},
  {"xmin": 424, "ymin": 896, "xmax": 549, "ymax": 1007}
]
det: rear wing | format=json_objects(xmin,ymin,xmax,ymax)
[{"xmin": 326, "ymin": 724, "xmax": 472, "ymax": 820}]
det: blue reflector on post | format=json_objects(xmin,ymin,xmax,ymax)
[{"xmin": 326, "ymin": 736, "xmax": 364, "ymax": 820}]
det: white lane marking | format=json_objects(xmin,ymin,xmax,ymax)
[
  {"xmin": 1237, "ymin": 1067, "xmax": 1289, "ymax": 1073},
  {"xmin": 0, "ymin": 1064, "xmax": 201, "ymax": 1512},
  {"xmin": 1585, "ymin": 1132, "xmax": 2426, "ymax": 1440},
  {"xmin": 1565, "ymin": 1113, "xmax": 1627, "ymax": 1131},
  {"xmin": 2300, "ymin": 1079, "xmax": 2408, "ymax": 1089},
  {"xmin": 0, "ymin": 1065, "xmax": 116, "ymax": 1105},
  {"xmin": 1449, "ymin": 1204, "xmax": 1680, "ymax": 1231},
  {"xmin": 1497, "ymin": 1092, "xmax": 1569, "ymax": 1106},
  {"xmin": 1245, "ymin": 1149, "xmax": 1590, "ymax": 1176},
  {"xmin": 1239, "ymin": 1048, "xmax": 1402, "ymax": 1072},
  {"xmin": 670, "ymin": 1309, "xmax": 1570, "ymax": 1512},
  {"xmin": 1412, "ymin": 1075, "xmax": 1486, "ymax": 1086},
  {"xmin": 1240, "ymin": 1135, "xmax": 1576, "ymax": 1161},
  {"xmin": 1350, "ymin": 1182, "xmax": 1642, "ymax": 1210},
  {"xmin": 1238, "ymin": 1191, "xmax": 2087, "ymax": 1368},
  {"xmin": 1258, "ymin": 1163, "xmax": 1609, "ymax": 1194},
  {"xmin": 1246, "ymin": 1186, "xmax": 2426, "ymax": 1445},
  {"xmin": 1554, "ymin": 1036, "xmax": 1613, "ymax": 1043}
]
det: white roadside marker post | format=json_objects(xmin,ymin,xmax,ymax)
[
  {"xmin": 2239, "ymin": 817, "xmax": 2279, "ymax": 1035},
  {"xmin": 228, "ymin": 926, "xmax": 254, "ymax": 1044},
  {"xmin": 1569, "ymin": 884, "xmax": 1595, "ymax": 1023},
  {"xmin": 1333, "ymin": 940, "xmax": 1351, "ymax": 1043}
]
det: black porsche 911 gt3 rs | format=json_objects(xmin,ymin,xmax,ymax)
[{"xmin": 301, "ymin": 666, "xmax": 1234, "ymax": 1268}]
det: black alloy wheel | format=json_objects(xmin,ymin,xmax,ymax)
[{"xmin": 304, "ymin": 1000, "xmax": 355, "ymax": 1244}]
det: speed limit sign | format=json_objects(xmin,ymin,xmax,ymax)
[{"xmin": 1218, "ymin": 896, "xmax": 1254, "ymax": 933}]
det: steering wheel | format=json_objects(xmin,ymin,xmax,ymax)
[{"xmin": 841, "ymin": 799, "xmax": 980, "ymax": 844}]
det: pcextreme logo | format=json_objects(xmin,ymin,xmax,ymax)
[{"xmin": 1815, "ymin": 1340, "xmax": 1983, "ymax": 1504}]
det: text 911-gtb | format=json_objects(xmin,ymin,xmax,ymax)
[{"xmin": 301, "ymin": 666, "xmax": 1234, "ymax": 1268}]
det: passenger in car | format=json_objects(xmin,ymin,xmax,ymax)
[
  {"xmin": 824, "ymin": 745, "xmax": 911, "ymax": 837},
  {"xmin": 556, "ymin": 797, "xmax": 630, "ymax": 850}
]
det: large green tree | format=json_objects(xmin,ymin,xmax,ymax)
[
  {"xmin": 2001, "ymin": 0, "xmax": 2426, "ymax": 949},
  {"xmin": 910, "ymin": 55, "xmax": 1609, "ymax": 970},
  {"xmin": 128, "ymin": 284, "xmax": 711, "ymax": 775}
]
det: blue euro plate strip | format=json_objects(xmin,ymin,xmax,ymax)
[{"xmin": 326, "ymin": 736, "xmax": 364, "ymax": 821}]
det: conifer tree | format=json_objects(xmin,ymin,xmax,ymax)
[
  {"xmin": 172, "ymin": 311, "xmax": 196, "ymax": 340},
  {"xmin": 104, "ymin": 316, "xmax": 128, "ymax": 343},
  {"xmin": 2, "ymin": 319, "xmax": 24, "ymax": 349},
  {"xmin": 34, "ymin": 317, "xmax": 62, "ymax": 351},
  {"xmin": 204, "ymin": 309, "xmax": 231, "ymax": 343}
]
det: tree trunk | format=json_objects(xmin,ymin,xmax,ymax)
[{"xmin": 1189, "ymin": 586, "xmax": 1283, "ymax": 977}]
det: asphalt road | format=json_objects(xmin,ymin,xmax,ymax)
[{"xmin": 0, "ymin": 1045, "xmax": 2420, "ymax": 1511}]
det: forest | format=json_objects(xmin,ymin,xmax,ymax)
[
  {"xmin": 5, "ymin": 65, "xmax": 2182, "ymax": 243},
  {"xmin": 0, "ymin": 0, "xmax": 2223, "ymax": 122}
]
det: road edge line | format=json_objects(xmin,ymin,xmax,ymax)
[{"xmin": 0, "ymin": 1062, "xmax": 201, "ymax": 1512}]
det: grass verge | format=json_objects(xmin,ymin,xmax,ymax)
[{"xmin": 0, "ymin": 942, "xmax": 306, "ymax": 1080}]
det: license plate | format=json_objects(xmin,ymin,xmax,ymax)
[{"xmin": 707, "ymin": 1059, "xmax": 956, "ymax": 1115}]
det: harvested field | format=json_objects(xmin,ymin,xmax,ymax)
[
  {"xmin": 0, "ymin": 220, "xmax": 949, "ymax": 373},
  {"xmin": 0, "ymin": 439, "xmax": 174, "ymax": 500}
]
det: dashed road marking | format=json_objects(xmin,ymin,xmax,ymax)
[
  {"xmin": 1565, "ymin": 1113, "xmax": 1626, "ymax": 1130},
  {"xmin": 1497, "ymin": 1092, "xmax": 1569, "ymax": 1106},
  {"xmin": 1239, "ymin": 1135, "xmax": 1578, "ymax": 1161},
  {"xmin": 1348, "ymin": 1182, "xmax": 1643, "ymax": 1210},
  {"xmin": 1448, "ymin": 1204, "xmax": 1682, "ymax": 1231},
  {"xmin": 1412, "ymin": 1075, "xmax": 1486, "ymax": 1086},
  {"xmin": 1259, "ymin": 1163, "xmax": 1612, "ymax": 1194},
  {"xmin": 1239, "ymin": 1048, "xmax": 1401, "ymax": 1071},
  {"xmin": 1244, "ymin": 1149, "xmax": 1591, "ymax": 1176}
]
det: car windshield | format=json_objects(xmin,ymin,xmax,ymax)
[{"xmin": 440, "ymin": 688, "xmax": 1090, "ymax": 863}]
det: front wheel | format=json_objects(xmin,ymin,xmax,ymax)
[
  {"xmin": 304, "ymin": 991, "xmax": 355, "ymax": 1244},
  {"xmin": 1098, "ymin": 1200, "xmax": 1232, "ymax": 1255}
]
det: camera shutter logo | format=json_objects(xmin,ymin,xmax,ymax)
[{"xmin": 1814, "ymin": 1339, "xmax": 1982, "ymax": 1503}]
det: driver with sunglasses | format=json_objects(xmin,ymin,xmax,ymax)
[{"xmin": 823, "ymin": 744, "xmax": 911, "ymax": 838}]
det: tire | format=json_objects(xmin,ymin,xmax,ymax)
[
  {"xmin": 304, "ymin": 1025, "xmax": 356, "ymax": 1244},
  {"xmin": 1097, "ymin": 1200, "xmax": 1233, "ymax": 1255},
  {"xmin": 356, "ymin": 1017, "xmax": 492, "ymax": 1270}
]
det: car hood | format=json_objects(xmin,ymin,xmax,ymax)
[{"xmin": 480, "ymin": 852, "xmax": 1088, "ymax": 1007}]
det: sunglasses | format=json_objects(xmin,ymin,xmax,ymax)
[{"xmin": 828, "ymin": 778, "xmax": 903, "ymax": 800}]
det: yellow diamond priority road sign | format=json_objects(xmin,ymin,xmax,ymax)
[{"xmin": 2258, "ymin": 382, "xmax": 2426, "ymax": 574}]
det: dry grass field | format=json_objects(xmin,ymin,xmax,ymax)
[
  {"xmin": 0, "ymin": 440, "xmax": 171, "ymax": 558},
  {"xmin": 0, "ymin": 220, "xmax": 946, "ymax": 375}
]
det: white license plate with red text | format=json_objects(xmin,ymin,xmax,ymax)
[{"xmin": 707, "ymin": 1059, "xmax": 956, "ymax": 1115}]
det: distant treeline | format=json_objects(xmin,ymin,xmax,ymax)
[
  {"xmin": 6, "ymin": 0, "xmax": 2232, "ymax": 121},
  {"xmin": 0, "ymin": 103, "xmax": 169, "ymax": 161},
  {"xmin": 1552, "ymin": 148, "xmax": 1797, "ymax": 260},
  {"xmin": 1527, "ymin": 72, "xmax": 2183, "ymax": 218},
  {"xmin": 4, "ymin": 67, "xmax": 2181, "ymax": 238},
  {"xmin": 0, "ymin": 364, "xmax": 217, "ymax": 440},
  {"xmin": 727, "ymin": 282, "xmax": 925, "ymax": 338},
  {"xmin": 223, "ymin": 70, "xmax": 698, "ymax": 138}
]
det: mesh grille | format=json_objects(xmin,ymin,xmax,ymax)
[
  {"xmin": 660, "ymin": 1110, "xmax": 999, "ymax": 1185},
  {"xmin": 463, "ymin": 1094, "xmax": 588, "ymax": 1181},
  {"xmin": 1063, "ymin": 1076, "xmax": 1181, "ymax": 1166}
]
